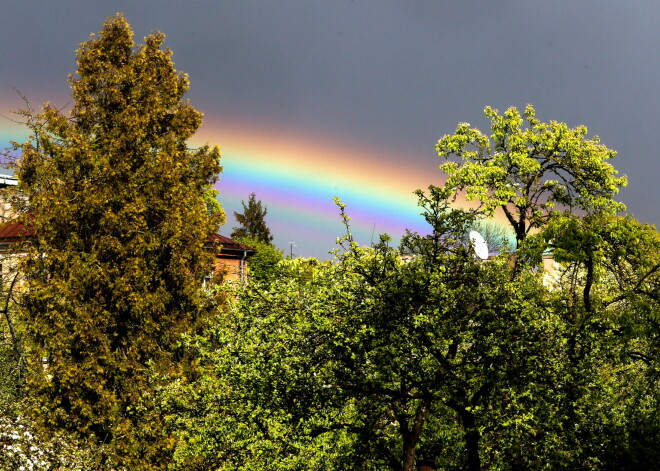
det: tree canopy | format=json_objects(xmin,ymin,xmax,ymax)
[
  {"xmin": 436, "ymin": 105, "xmax": 627, "ymax": 245},
  {"xmin": 236, "ymin": 234, "xmax": 284, "ymax": 283},
  {"xmin": 167, "ymin": 196, "xmax": 563, "ymax": 470},
  {"xmin": 12, "ymin": 13, "xmax": 222, "ymax": 469}
]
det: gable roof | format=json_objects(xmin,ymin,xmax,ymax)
[{"xmin": 205, "ymin": 233, "xmax": 255, "ymax": 253}]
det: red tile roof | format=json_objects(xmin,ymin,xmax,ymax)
[
  {"xmin": 206, "ymin": 233, "xmax": 255, "ymax": 254},
  {"xmin": 0, "ymin": 218, "xmax": 35, "ymax": 241}
]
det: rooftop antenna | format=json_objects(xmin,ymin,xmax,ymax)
[
  {"xmin": 469, "ymin": 230, "xmax": 489, "ymax": 260},
  {"xmin": 288, "ymin": 242, "xmax": 296, "ymax": 259}
]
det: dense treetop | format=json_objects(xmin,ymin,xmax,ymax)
[
  {"xmin": 231, "ymin": 192, "xmax": 273, "ymax": 243},
  {"xmin": 436, "ymin": 105, "xmax": 627, "ymax": 245}
]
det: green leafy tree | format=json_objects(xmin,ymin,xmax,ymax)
[
  {"xmin": 436, "ymin": 105, "xmax": 627, "ymax": 246},
  {"xmin": 169, "ymin": 194, "xmax": 562, "ymax": 471},
  {"xmin": 167, "ymin": 202, "xmax": 659, "ymax": 470},
  {"xmin": 203, "ymin": 186, "xmax": 224, "ymax": 226},
  {"xmin": 231, "ymin": 192, "xmax": 273, "ymax": 243},
  {"xmin": 540, "ymin": 213, "xmax": 660, "ymax": 468},
  {"xmin": 12, "ymin": 14, "xmax": 222, "ymax": 469},
  {"xmin": 237, "ymin": 235, "xmax": 284, "ymax": 283},
  {"xmin": 435, "ymin": 106, "xmax": 660, "ymax": 468}
]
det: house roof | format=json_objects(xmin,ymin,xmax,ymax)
[
  {"xmin": 206, "ymin": 233, "xmax": 256, "ymax": 254},
  {"xmin": 0, "ymin": 217, "xmax": 35, "ymax": 242},
  {"xmin": 0, "ymin": 218, "xmax": 254, "ymax": 255}
]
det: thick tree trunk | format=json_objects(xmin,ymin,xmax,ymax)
[
  {"xmin": 401, "ymin": 398, "xmax": 431, "ymax": 471},
  {"xmin": 447, "ymin": 398, "xmax": 482, "ymax": 471},
  {"xmin": 460, "ymin": 408, "xmax": 482, "ymax": 471},
  {"xmin": 418, "ymin": 458, "xmax": 437, "ymax": 470},
  {"xmin": 402, "ymin": 441, "xmax": 416, "ymax": 471}
]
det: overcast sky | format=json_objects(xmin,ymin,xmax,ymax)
[{"xmin": 1, "ymin": 1, "xmax": 658, "ymax": 257}]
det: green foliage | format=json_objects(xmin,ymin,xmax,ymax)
[
  {"xmin": 236, "ymin": 235, "xmax": 284, "ymax": 283},
  {"xmin": 168, "ymin": 194, "xmax": 570, "ymax": 470},
  {"xmin": 12, "ymin": 13, "xmax": 222, "ymax": 469},
  {"xmin": 204, "ymin": 186, "xmax": 225, "ymax": 228},
  {"xmin": 152, "ymin": 106, "xmax": 659, "ymax": 469},
  {"xmin": 436, "ymin": 105, "xmax": 627, "ymax": 245},
  {"xmin": 0, "ymin": 344, "xmax": 23, "ymax": 418},
  {"xmin": 166, "ymin": 185, "xmax": 660, "ymax": 469},
  {"xmin": 231, "ymin": 192, "xmax": 273, "ymax": 243},
  {"xmin": 543, "ymin": 214, "xmax": 660, "ymax": 467},
  {"xmin": 432, "ymin": 106, "xmax": 658, "ymax": 469}
]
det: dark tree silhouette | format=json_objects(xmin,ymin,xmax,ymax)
[{"xmin": 231, "ymin": 193, "xmax": 273, "ymax": 243}]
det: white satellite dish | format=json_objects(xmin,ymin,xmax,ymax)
[{"xmin": 469, "ymin": 231, "xmax": 489, "ymax": 260}]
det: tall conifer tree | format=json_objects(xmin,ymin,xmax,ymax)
[
  {"xmin": 231, "ymin": 192, "xmax": 273, "ymax": 243},
  {"xmin": 13, "ymin": 14, "xmax": 223, "ymax": 468}
]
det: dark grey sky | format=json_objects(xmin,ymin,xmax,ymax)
[{"xmin": 1, "ymin": 1, "xmax": 658, "ymax": 256}]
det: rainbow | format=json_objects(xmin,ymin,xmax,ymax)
[
  {"xmin": 2, "ymin": 94, "xmax": 508, "ymax": 257},
  {"xmin": 194, "ymin": 117, "xmax": 441, "ymax": 253}
]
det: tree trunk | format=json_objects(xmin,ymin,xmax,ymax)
[
  {"xmin": 401, "ymin": 398, "xmax": 431, "ymax": 471},
  {"xmin": 583, "ymin": 256, "xmax": 594, "ymax": 313},
  {"xmin": 460, "ymin": 408, "xmax": 482, "ymax": 471},
  {"xmin": 402, "ymin": 441, "xmax": 416, "ymax": 471},
  {"xmin": 447, "ymin": 398, "xmax": 482, "ymax": 471}
]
